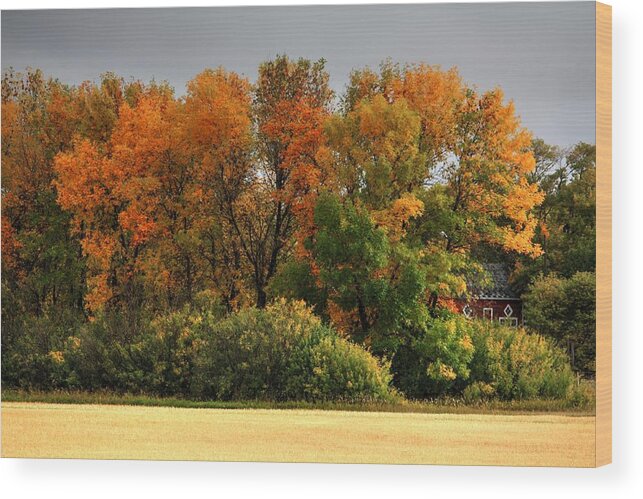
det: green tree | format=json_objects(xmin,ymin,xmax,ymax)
[
  {"xmin": 546, "ymin": 143, "xmax": 596, "ymax": 276},
  {"xmin": 513, "ymin": 141, "xmax": 596, "ymax": 291},
  {"xmin": 294, "ymin": 193, "xmax": 428, "ymax": 355},
  {"xmin": 523, "ymin": 271, "xmax": 596, "ymax": 374}
]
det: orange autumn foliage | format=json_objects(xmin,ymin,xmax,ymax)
[
  {"xmin": 449, "ymin": 88, "xmax": 544, "ymax": 257},
  {"xmin": 54, "ymin": 89, "xmax": 198, "ymax": 312},
  {"xmin": 183, "ymin": 69, "xmax": 255, "ymax": 310},
  {"xmin": 21, "ymin": 59, "xmax": 543, "ymax": 322}
]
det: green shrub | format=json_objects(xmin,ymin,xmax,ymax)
[
  {"xmin": 566, "ymin": 379, "xmax": 596, "ymax": 409},
  {"xmin": 392, "ymin": 313, "xmax": 575, "ymax": 401},
  {"xmin": 62, "ymin": 305, "xmax": 218, "ymax": 395},
  {"xmin": 468, "ymin": 320, "xmax": 574, "ymax": 400},
  {"xmin": 60, "ymin": 315, "xmax": 124, "ymax": 391},
  {"xmin": 462, "ymin": 381, "xmax": 496, "ymax": 403},
  {"xmin": 1, "ymin": 311, "xmax": 83, "ymax": 390},
  {"xmin": 138, "ymin": 308, "xmax": 209, "ymax": 395},
  {"xmin": 191, "ymin": 299, "xmax": 319, "ymax": 400},
  {"xmin": 391, "ymin": 314, "xmax": 474, "ymax": 399},
  {"xmin": 192, "ymin": 299, "xmax": 394, "ymax": 402},
  {"xmin": 285, "ymin": 333, "xmax": 394, "ymax": 402},
  {"xmin": 3, "ymin": 298, "xmax": 391, "ymax": 403}
]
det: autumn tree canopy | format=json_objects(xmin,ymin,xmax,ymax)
[
  {"xmin": 276, "ymin": 62, "xmax": 545, "ymax": 348},
  {"xmin": 3, "ymin": 58, "xmax": 547, "ymax": 352}
]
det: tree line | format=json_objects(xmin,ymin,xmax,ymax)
[{"xmin": 1, "ymin": 57, "xmax": 596, "ymax": 389}]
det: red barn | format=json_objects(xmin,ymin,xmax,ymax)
[{"xmin": 453, "ymin": 263, "xmax": 523, "ymax": 327}]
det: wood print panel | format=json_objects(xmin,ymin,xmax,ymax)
[{"xmin": 595, "ymin": 1, "xmax": 612, "ymax": 467}]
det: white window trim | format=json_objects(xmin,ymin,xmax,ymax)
[
  {"xmin": 483, "ymin": 307, "xmax": 494, "ymax": 320},
  {"xmin": 504, "ymin": 304, "xmax": 514, "ymax": 317},
  {"xmin": 463, "ymin": 305, "xmax": 473, "ymax": 318}
]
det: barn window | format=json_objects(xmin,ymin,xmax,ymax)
[
  {"xmin": 463, "ymin": 305, "xmax": 473, "ymax": 318},
  {"xmin": 483, "ymin": 308, "xmax": 493, "ymax": 320},
  {"xmin": 503, "ymin": 304, "xmax": 513, "ymax": 317},
  {"xmin": 499, "ymin": 316, "xmax": 519, "ymax": 328}
]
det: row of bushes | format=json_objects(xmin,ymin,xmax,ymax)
[
  {"xmin": 2, "ymin": 300, "xmax": 393, "ymax": 403},
  {"xmin": 2, "ymin": 300, "xmax": 583, "ymax": 404}
]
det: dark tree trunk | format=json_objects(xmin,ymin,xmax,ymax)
[
  {"xmin": 256, "ymin": 286, "xmax": 267, "ymax": 309},
  {"xmin": 356, "ymin": 295, "xmax": 370, "ymax": 332}
]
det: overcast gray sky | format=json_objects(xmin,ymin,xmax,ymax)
[{"xmin": 1, "ymin": 2, "xmax": 595, "ymax": 147}]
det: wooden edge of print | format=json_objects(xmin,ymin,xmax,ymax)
[{"xmin": 595, "ymin": 1, "xmax": 612, "ymax": 467}]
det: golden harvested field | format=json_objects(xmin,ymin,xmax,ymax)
[{"xmin": 1, "ymin": 402, "xmax": 595, "ymax": 466}]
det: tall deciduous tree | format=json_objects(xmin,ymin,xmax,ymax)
[
  {"xmin": 513, "ymin": 140, "xmax": 596, "ymax": 290},
  {"xmin": 244, "ymin": 56, "xmax": 333, "ymax": 306},
  {"xmin": 442, "ymin": 88, "xmax": 543, "ymax": 257},
  {"xmin": 1, "ymin": 69, "xmax": 84, "ymax": 319},
  {"xmin": 543, "ymin": 143, "xmax": 596, "ymax": 276},
  {"xmin": 184, "ymin": 68, "xmax": 254, "ymax": 310}
]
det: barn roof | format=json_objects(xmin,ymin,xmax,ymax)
[{"xmin": 468, "ymin": 263, "xmax": 520, "ymax": 300}]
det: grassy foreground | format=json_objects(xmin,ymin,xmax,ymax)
[
  {"xmin": 1, "ymin": 389, "xmax": 594, "ymax": 415},
  {"xmin": 1, "ymin": 402, "xmax": 595, "ymax": 466}
]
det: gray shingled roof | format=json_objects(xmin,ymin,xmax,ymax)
[{"xmin": 467, "ymin": 263, "xmax": 520, "ymax": 300}]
